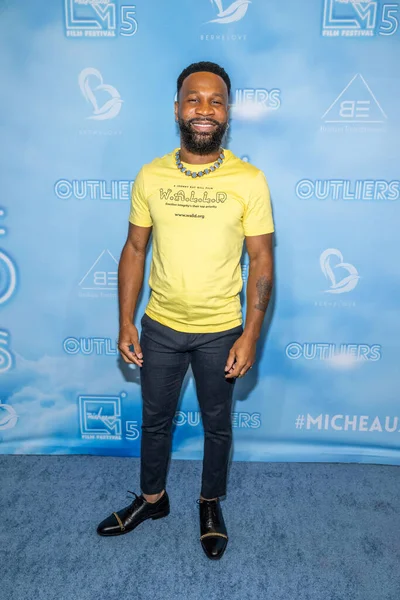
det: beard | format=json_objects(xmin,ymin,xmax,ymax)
[{"xmin": 178, "ymin": 117, "xmax": 228, "ymax": 155}]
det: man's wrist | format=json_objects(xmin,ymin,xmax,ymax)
[
  {"xmin": 242, "ymin": 325, "xmax": 260, "ymax": 342},
  {"xmin": 119, "ymin": 318, "xmax": 133, "ymax": 328}
]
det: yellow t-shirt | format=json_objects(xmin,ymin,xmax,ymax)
[{"xmin": 129, "ymin": 148, "xmax": 274, "ymax": 333}]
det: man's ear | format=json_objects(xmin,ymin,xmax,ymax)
[{"xmin": 174, "ymin": 101, "xmax": 179, "ymax": 122}]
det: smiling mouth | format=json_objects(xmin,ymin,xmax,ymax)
[{"xmin": 190, "ymin": 121, "xmax": 218, "ymax": 132}]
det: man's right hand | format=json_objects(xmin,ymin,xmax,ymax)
[{"xmin": 118, "ymin": 323, "xmax": 143, "ymax": 367}]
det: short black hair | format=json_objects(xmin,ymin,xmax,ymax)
[{"xmin": 177, "ymin": 61, "xmax": 231, "ymax": 98}]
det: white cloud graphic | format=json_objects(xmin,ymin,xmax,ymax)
[{"xmin": 0, "ymin": 352, "xmax": 131, "ymax": 453}]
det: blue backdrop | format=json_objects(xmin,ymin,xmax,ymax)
[{"xmin": 1, "ymin": 0, "xmax": 399, "ymax": 463}]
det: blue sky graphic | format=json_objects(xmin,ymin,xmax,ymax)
[{"xmin": 0, "ymin": 0, "xmax": 399, "ymax": 461}]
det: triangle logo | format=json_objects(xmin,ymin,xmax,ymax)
[
  {"xmin": 79, "ymin": 249, "xmax": 118, "ymax": 290},
  {"xmin": 322, "ymin": 74, "xmax": 387, "ymax": 123}
]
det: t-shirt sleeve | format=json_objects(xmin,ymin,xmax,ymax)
[
  {"xmin": 128, "ymin": 167, "xmax": 153, "ymax": 227},
  {"xmin": 243, "ymin": 170, "xmax": 274, "ymax": 236}
]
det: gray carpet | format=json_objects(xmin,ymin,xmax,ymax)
[{"xmin": 1, "ymin": 456, "xmax": 400, "ymax": 600}]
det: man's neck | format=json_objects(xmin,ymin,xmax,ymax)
[{"xmin": 179, "ymin": 144, "xmax": 221, "ymax": 165}]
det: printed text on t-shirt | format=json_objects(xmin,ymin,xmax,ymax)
[{"xmin": 159, "ymin": 188, "xmax": 227, "ymax": 204}]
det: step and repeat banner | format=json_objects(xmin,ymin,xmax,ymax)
[{"xmin": 1, "ymin": 0, "xmax": 399, "ymax": 463}]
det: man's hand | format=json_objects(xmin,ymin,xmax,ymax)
[
  {"xmin": 224, "ymin": 332, "xmax": 256, "ymax": 379},
  {"xmin": 118, "ymin": 323, "xmax": 143, "ymax": 367}
]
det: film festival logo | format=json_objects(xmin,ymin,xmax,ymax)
[
  {"xmin": 78, "ymin": 249, "xmax": 118, "ymax": 298},
  {"xmin": 321, "ymin": 74, "xmax": 387, "ymax": 133},
  {"xmin": 78, "ymin": 394, "xmax": 140, "ymax": 441},
  {"xmin": 64, "ymin": 0, "xmax": 138, "ymax": 38},
  {"xmin": 322, "ymin": 0, "xmax": 399, "ymax": 37},
  {"xmin": 79, "ymin": 394, "xmax": 123, "ymax": 440}
]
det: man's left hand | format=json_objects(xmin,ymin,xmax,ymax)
[{"xmin": 224, "ymin": 333, "xmax": 256, "ymax": 379}]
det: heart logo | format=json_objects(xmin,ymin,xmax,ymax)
[
  {"xmin": 208, "ymin": 0, "xmax": 251, "ymax": 24},
  {"xmin": 78, "ymin": 68, "xmax": 123, "ymax": 121},
  {"xmin": 320, "ymin": 248, "xmax": 360, "ymax": 294}
]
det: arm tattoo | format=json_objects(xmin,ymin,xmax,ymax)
[{"xmin": 255, "ymin": 276, "xmax": 273, "ymax": 312}]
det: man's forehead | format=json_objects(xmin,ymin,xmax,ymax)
[{"xmin": 181, "ymin": 71, "xmax": 228, "ymax": 94}]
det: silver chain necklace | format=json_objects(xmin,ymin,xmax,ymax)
[{"xmin": 175, "ymin": 149, "xmax": 225, "ymax": 178}]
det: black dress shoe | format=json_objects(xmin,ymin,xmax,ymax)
[
  {"xmin": 199, "ymin": 498, "xmax": 228, "ymax": 560},
  {"xmin": 97, "ymin": 490, "xmax": 170, "ymax": 536}
]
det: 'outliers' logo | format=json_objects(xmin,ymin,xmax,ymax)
[
  {"xmin": 64, "ymin": 337, "xmax": 117, "ymax": 355},
  {"xmin": 174, "ymin": 410, "xmax": 261, "ymax": 428},
  {"xmin": 173, "ymin": 88, "xmax": 281, "ymax": 116},
  {"xmin": 286, "ymin": 342, "xmax": 381, "ymax": 361},
  {"xmin": 64, "ymin": 0, "xmax": 138, "ymax": 38},
  {"xmin": 231, "ymin": 88, "xmax": 281, "ymax": 120},
  {"xmin": 296, "ymin": 179, "xmax": 400, "ymax": 201},
  {"xmin": 322, "ymin": 0, "xmax": 399, "ymax": 37},
  {"xmin": 54, "ymin": 179, "xmax": 133, "ymax": 201}
]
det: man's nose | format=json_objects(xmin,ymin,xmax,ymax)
[{"xmin": 195, "ymin": 101, "xmax": 214, "ymax": 116}]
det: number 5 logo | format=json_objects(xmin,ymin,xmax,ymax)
[
  {"xmin": 121, "ymin": 7, "xmax": 138, "ymax": 36},
  {"xmin": 126, "ymin": 420, "xmax": 140, "ymax": 440},
  {"xmin": 380, "ymin": 4, "xmax": 399, "ymax": 35}
]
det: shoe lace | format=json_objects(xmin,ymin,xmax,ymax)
[{"xmin": 127, "ymin": 490, "xmax": 141, "ymax": 507}]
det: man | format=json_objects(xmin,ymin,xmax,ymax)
[{"xmin": 97, "ymin": 61, "xmax": 274, "ymax": 560}]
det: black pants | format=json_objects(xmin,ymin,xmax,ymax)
[{"xmin": 139, "ymin": 313, "xmax": 243, "ymax": 499}]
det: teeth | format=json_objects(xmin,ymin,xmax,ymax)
[{"xmin": 193, "ymin": 123, "xmax": 214, "ymax": 129}]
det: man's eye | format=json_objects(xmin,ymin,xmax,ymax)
[
  {"xmin": 188, "ymin": 98, "xmax": 198, "ymax": 103},
  {"xmin": 212, "ymin": 101, "xmax": 222, "ymax": 105}
]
